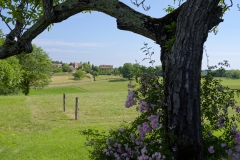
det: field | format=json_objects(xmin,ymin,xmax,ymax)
[
  {"xmin": 0, "ymin": 74, "xmax": 139, "ymax": 160},
  {"xmin": 0, "ymin": 74, "xmax": 240, "ymax": 160}
]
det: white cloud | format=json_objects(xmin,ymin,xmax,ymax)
[
  {"xmin": 32, "ymin": 38, "xmax": 112, "ymax": 48},
  {"xmin": 45, "ymin": 48, "xmax": 90, "ymax": 54}
]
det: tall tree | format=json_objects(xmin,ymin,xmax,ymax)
[
  {"xmin": 92, "ymin": 65, "xmax": 99, "ymax": 81},
  {"xmin": 17, "ymin": 45, "xmax": 52, "ymax": 95},
  {"xmin": 0, "ymin": 0, "xmax": 232, "ymax": 159},
  {"xmin": 0, "ymin": 30, "xmax": 21, "ymax": 95},
  {"xmin": 82, "ymin": 62, "xmax": 91, "ymax": 73},
  {"xmin": 121, "ymin": 63, "xmax": 133, "ymax": 80},
  {"xmin": 73, "ymin": 70, "xmax": 85, "ymax": 80},
  {"xmin": 0, "ymin": 56, "xmax": 22, "ymax": 95},
  {"xmin": 62, "ymin": 64, "xmax": 71, "ymax": 72}
]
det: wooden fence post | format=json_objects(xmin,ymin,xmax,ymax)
[
  {"xmin": 75, "ymin": 97, "xmax": 79, "ymax": 120},
  {"xmin": 63, "ymin": 93, "xmax": 66, "ymax": 112}
]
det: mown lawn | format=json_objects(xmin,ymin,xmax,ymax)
[
  {"xmin": 0, "ymin": 76, "xmax": 239, "ymax": 159},
  {"xmin": 0, "ymin": 75, "xmax": 138, "ymax": 160},
  {"xmin": 216, "ymin": 77, "xmax": 240, "ymax": 90}
]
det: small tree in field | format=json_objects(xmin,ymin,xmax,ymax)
[
  {"xmin": 17, "ymin": 45, "xmax": 52, "ymax": 95},
  {"xmin": 121, "ymin": 63, "xmax": 134, "ymax": 80},
  {"xmin": 62, "ymin": 64, "xmax": 71, "ymax": 72},
  {"xmin": 73, "ymin": 70, "xmax": 85, "ymax": 80},
  {"xmin": 92, "ymin": 65, "xmax": 99, "ymax": 81}
]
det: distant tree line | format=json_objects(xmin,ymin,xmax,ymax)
[
  {"xmin": 51, "ymin": 60, "xmax": 163, "ymax": 81},
  {"xmin": 119, "ymin": 63, "xmax": 162, "ymax": 80},
  {"xmin": 202, "ymin": 69, "xmax": 240, "ymax": 79}
]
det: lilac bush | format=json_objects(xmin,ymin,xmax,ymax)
[{"xmin": 81, "ymin": 61, "xmax": 240, "ymax": 160}]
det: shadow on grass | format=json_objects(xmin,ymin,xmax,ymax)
[
  {"xmin": 29, "ymin": 86, "xmax": 88, "ymax": 95},
  {"xmin": 108, "ymin": 79, "xmax": 129, "ymax": 82}
]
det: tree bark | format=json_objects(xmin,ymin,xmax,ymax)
[{"xmin": 159, "ymin": 1, "xmax": 223, "ymax": 159}]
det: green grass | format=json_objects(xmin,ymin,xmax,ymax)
[
  {"xmin": 29, "ymin": 86, "xmax": 88, "ymax": 95},
  {"xmin": 0, "ymin": 75, "xmax": 138, "ymax": 160},
  {"xmin": 216, "ymin": 77, "xmax": 240, "ymax": 89},
  {"xmin": 0, "ymin": 76, "xmax": 240, "ymax": 159}
]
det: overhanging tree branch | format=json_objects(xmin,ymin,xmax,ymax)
[
  {"xmin": 42, "ymin": 0, "xmax": 56, "ymax": 23},
  {"xmin": 0, "ymin": 0, "xmax": 183, "ymax": 59}
]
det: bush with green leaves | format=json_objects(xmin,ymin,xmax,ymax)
[
  {"xmin": 17, "ymin": 45, "xmax": 52, "ymax": 95},
  {"xmin": 51, "ymin": 67, "xmax": 62, "ymax": 73},
  {"xmin": 73, "ymin": 70, "xmax": 85, "ymax": 80},
  {"xmin": 62, "ymin": 64, "xmax": 71, "ymax": 72},
  {"xmin": 0, "ymin": 56, "xmax": 22, "ymax": 95}
]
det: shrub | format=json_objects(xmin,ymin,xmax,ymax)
[
  {"xmin": 86, "ymin": 73, "xmax": 93, "ymax": 79},
  {"xmin": 73, "ymin": 70, "xmax": 85, "ymax": 80},
  {"xmin": 82, "ymin": 62, "xmax": 240, "ymax": 160}
]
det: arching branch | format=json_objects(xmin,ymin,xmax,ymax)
[
  {"xmin": 130, "ymin": 0, "xmax": 151, "ymax": 11},
  {"xmin": 42, "ymin": 0, "xmax": 56, "ymax": 23},
  {"xmin": 0, "ymin": 0, "xmax": 183, "ymax": 59}
]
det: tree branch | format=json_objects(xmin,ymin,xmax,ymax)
[
  {"xmin": 0, "ymin": 0, "xmax": 183, "ymax": 59},
  {"xmin": 42, "ymin": 0, "xmax": 56, "ymax": 23}
]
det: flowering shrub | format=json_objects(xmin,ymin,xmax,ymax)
[
  {"xmin": 81, "ymin": 47, "xmax": 240, "ymax": 160},
  {"xmin": 201, "ymin": 63, "xmax": 240, "ymax": 160},
  {"xmin": 82, "ymin": 66, "xmax": 173, "ymax": 159}
]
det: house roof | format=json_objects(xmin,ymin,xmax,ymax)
[
  {"xmin": 99, "ymin": 65, "xmax": 113, "ymax": 69},
  {"xmin": 52, "ymin": 63, "xmax": 62, "ymax": 67}
]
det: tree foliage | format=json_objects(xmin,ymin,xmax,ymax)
[
  {"xmin": 121, "ymin": 63, "xmax": 134, "ymax": 80},
  {"xmin": 0, "ymin": 31, "xmax": 52, "ymax": 95},
  {"xmin": 0, "ymin": 56, "xmax": 22, "ymax": 95},
  {"xmin": 62, "ymin": 64, "xmax": 70, "ymax": 72},
  {"xmin": 73, "ymin": 70, "xmax": 85, "ymax": 80},
  {"xmin": 51, "ymin": 66, "xmax": 62, "ymax": 73},
  {"xmin": 17, "ymin": 45, "xmax": 52, "ymax": 95},
  {"xmin": 82, "ymin": 62, "xmax": 91, "ymax": 73}
]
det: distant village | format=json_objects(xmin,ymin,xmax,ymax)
[
  {"xmin": 52, "ymin": 61, "xmax": 240, "ymax": 79},
  {"xmin": 51, "ymin": 61, "xmax": 114, "ymax": 74}
]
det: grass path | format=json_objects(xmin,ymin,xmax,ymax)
[{"xmin": 0, "ymin": 77, "xmax": 138, "ymax": 160}]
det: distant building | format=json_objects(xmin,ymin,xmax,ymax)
[
  {"xmin": 68, "ymin": 66, "xmax": 76, "ymax": 73},
  {"xmin": 52, "ymin": 63, "xmax": 62, "ymax": 67},
  {"xmin": 99, "ymin": 65, "xmax": 113, "ymax": 70},
  {"xmin": 73, "ymin": 62, "xmax": 82, "ymax": 69}
]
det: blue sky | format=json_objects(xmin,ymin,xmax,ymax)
[{"xmin": 0, "ymin": 0, "xmax": 240, "ymax": 69}]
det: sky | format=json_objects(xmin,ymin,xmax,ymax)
[{"xmin": 0, "ymin": 0, "xmax": 240, "ymax": 69}]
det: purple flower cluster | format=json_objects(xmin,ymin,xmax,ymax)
[
  {"xmin": 148, "ymin": 114, "xmax": 160, "ymax": 129},
  {"xmin": 102, "ymin": 129, "xmax": 166, "ymax": 160},
  {"xmin": 125, "ymin": 90, "xmax": 136, "ymax": 108},
  {"xmin": 139, "ymin": 100, "xmax": 149, "ymax": 112},
  {"xmin": 217, "ymin": 116, "xmax": 225, "ymax": 128},
  {"xmin": 209, "ymin": 124, "xmax": 240, "ymax": 160},
  {"xmin": 138, "ymin": 122, "xmax": 152, "ymax": 137}
]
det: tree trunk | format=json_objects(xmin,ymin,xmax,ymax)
[
  {"xmin": 159, "ymin": 1, "xmax": 223, "ymax": 159},
  {"xmin": 22, "ymin": 79, "xmax": 30, "ymax": 96}
]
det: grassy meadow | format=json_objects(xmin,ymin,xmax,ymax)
[
  {"xmin": 0, "ymin": 74, "xmax": 240, "ymax": 159},
  {"xmin": 0, "ymin": 74, "xmax": 139, "ymax": 160}
]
